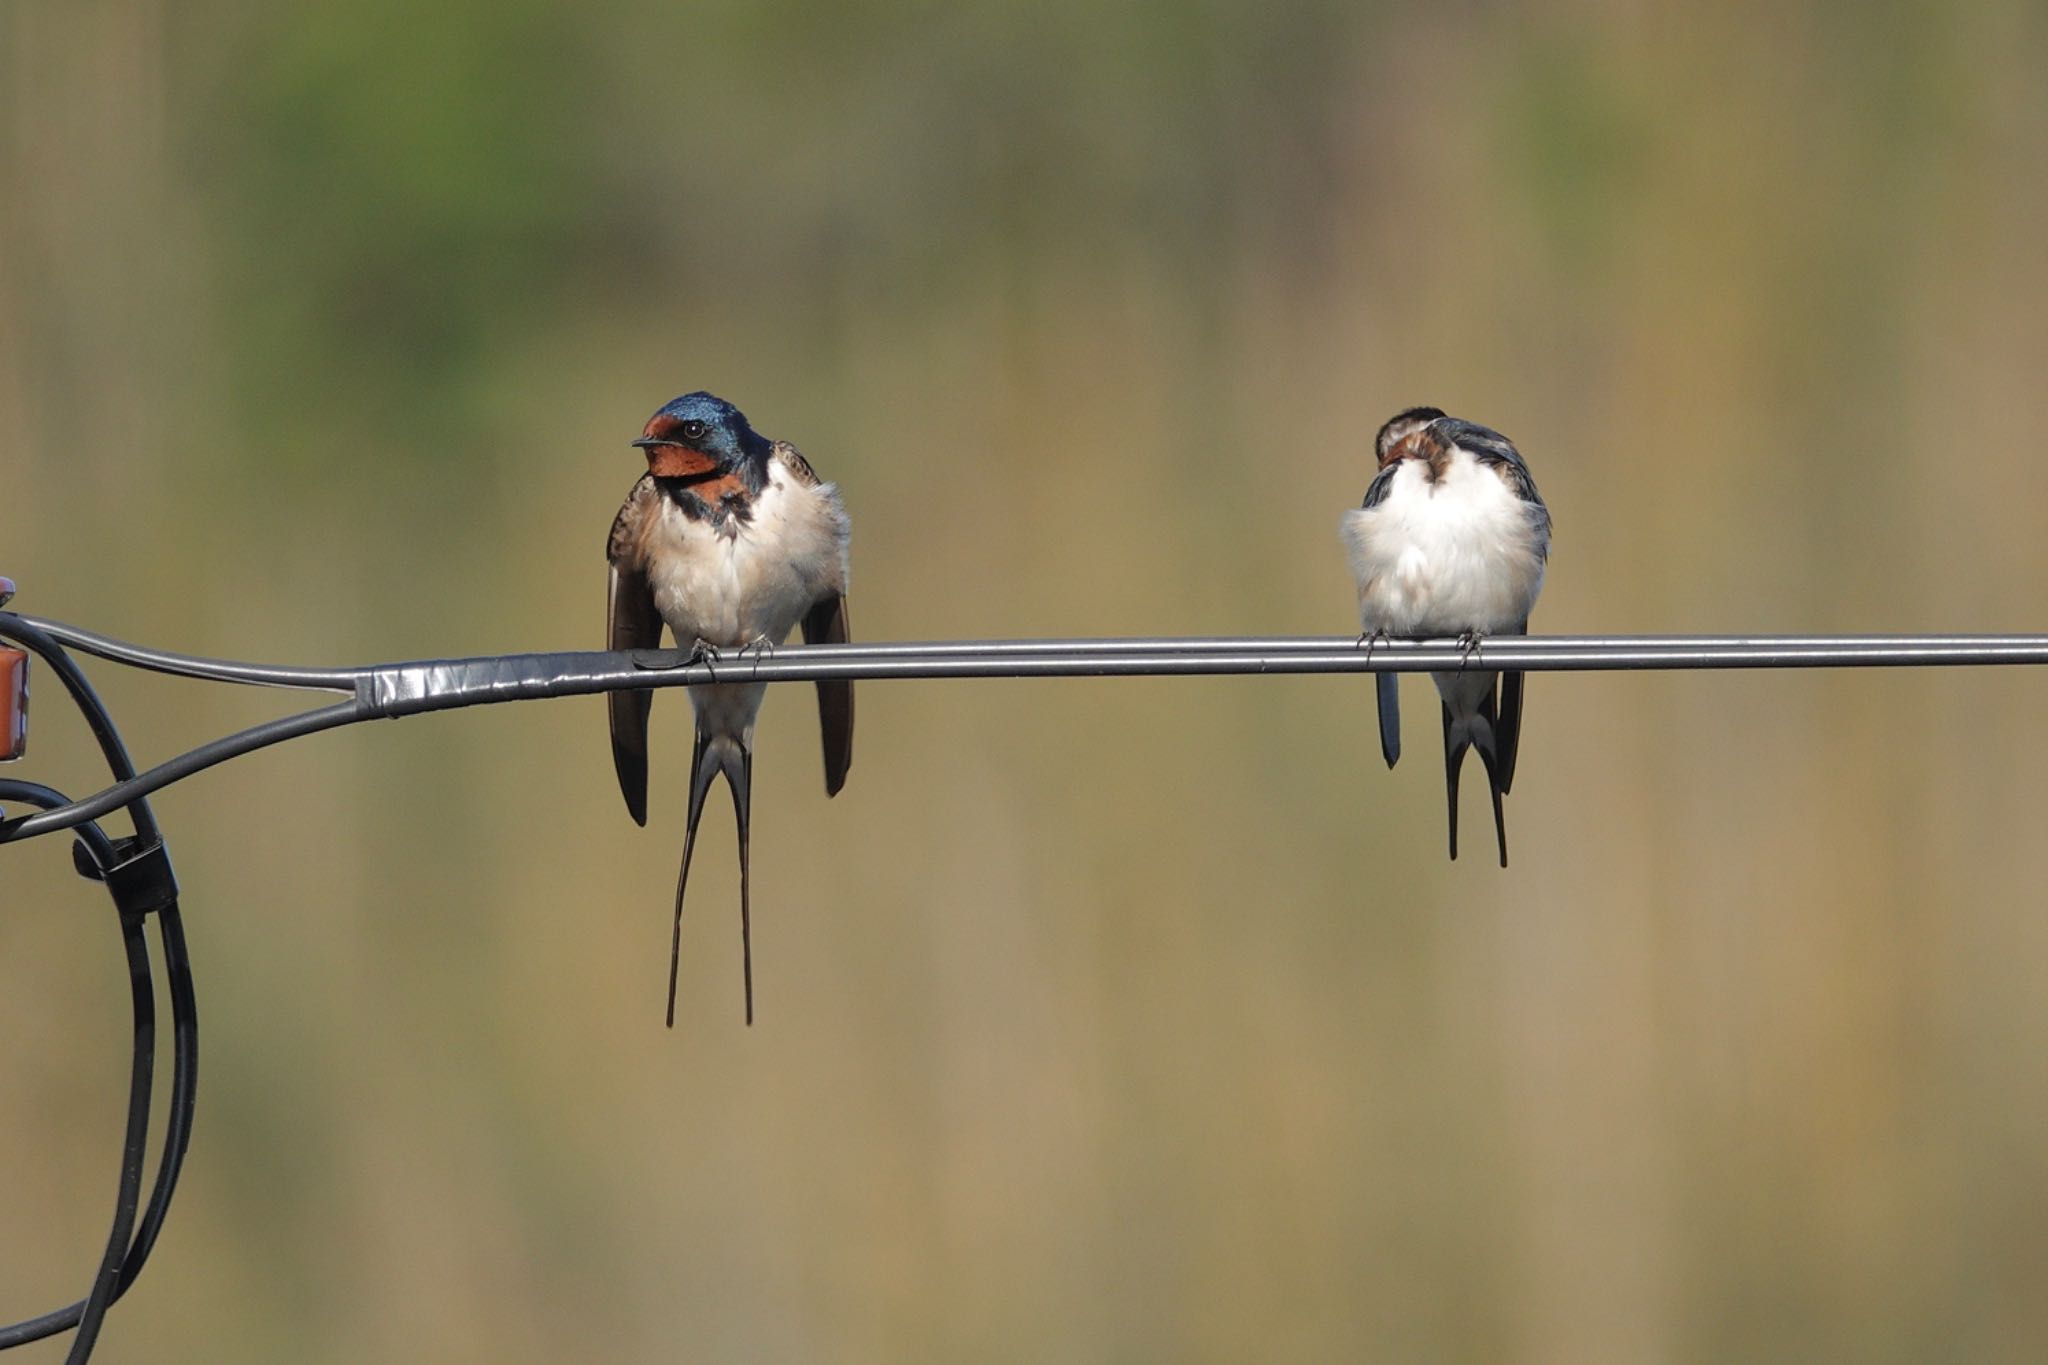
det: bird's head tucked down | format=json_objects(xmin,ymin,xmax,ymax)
[
  {"xmin": 633, "ymin": 391, "xmax": 770, "ymax": 481},
  {"xmin": 1374, "ymin": 405, "xmax": 1447, "ymax": 465}
]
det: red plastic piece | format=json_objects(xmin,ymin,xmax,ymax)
[{"xmin": 1, "ymin": 645, "xmax": 23, "ymax": 761}]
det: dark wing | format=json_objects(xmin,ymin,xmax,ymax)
[
  {"xmin": 1494, "ymin": 617, "xmax": 1528, "ymax": 794},
  {"xmin": 1430, "ymin": 422, "xmax": 1543, "ymax": 792},
  {"xmin": 607, "ymin": 488, "xmax": 662, "ymax": 826},
  {"xmin": 802, "ymin": 593, "xmax": 854, "ymax": 796},
  {"xmin": 1376, "ymin": 673, "xmax": 1401, "ymax": 768},
  {"xmin": 1358, "ymin": 462, "xmax": 1405, "ymax": 765},
  {"xmin": 1360, "ymin": 460, "xmax": 1402, "ymax": 510}
]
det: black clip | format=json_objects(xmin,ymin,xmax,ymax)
[{"xmin": 73, "ymin": 835, "xmax": 180, "ymax": 916}]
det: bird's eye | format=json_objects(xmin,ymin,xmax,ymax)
[{"xmin": 680, "ymin": 420, "xmax": 709, "ymax": 442}]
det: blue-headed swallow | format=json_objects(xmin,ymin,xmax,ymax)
[
  {"xmin": 1341, "ymin": 407, "xmax": 1551, "ymax": 866},
  {"xmin": 606, "ymin": 392, "xmax": 853, "ymax": 1024}
]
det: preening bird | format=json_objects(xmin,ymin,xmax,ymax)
[
  {"xmin": 606, "ymin": 392, "xmax": 852, "ymax": 1024},
  {"xmin": 1342, "ymin": 407, "xmax": 1550, "ymax": 866}
]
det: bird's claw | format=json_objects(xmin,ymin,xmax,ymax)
[
  {"xmin": 1356, "ymin": 627, "xmax": 1391, "ymax": 664},
  {"xmin": 1456, "ymin": 630, "xmax": 1483, "ymax": 669}
]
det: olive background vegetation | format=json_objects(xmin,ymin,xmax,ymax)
[{"xmin": 5, "ymin": 2, "xmax": 2048, "ymax": 1361}]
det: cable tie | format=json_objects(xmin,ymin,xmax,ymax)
[{"xmin": 72, "ymin": 836, "xmax": 180, "ymax": 917}]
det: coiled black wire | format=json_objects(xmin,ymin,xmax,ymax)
[{"xmin": 0, "ymin": 614, "xmax": 198, "ymax": 1364}]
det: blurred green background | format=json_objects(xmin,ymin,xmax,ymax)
[{"xmin": 6, "ymin": 1, "xmax": 2048, "ymax": 1360}]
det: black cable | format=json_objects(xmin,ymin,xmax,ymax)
[
  {"xmin": 0, "ymin": 620, "xmax": 197, "ymax": 1362},
  {"xmin": 0, "ymin": 894, "xmax": 197, "ymax": 1358},
  {"xmin": 68, "ymin": 883, "xmax": 154, "ymax": 1365},
  {"xmin": 0, "ymin": 780, "xmax": 117, "ymax": 865},
  {"xmin": 0, "ymin": 699, "xmax": 363, "ymax": 843},
  {"xmin": 0, "ymin": 616, "xmax": 157, "ymax": 844},
  {"xmin": 118, "ymin": 903, "xmax": 197, "ymax": 1284},
  {"xmin": 0, "ymin": 783, "xmax": 150, "ymax": 1361}
]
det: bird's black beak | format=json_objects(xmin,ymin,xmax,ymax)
[{"xmin": 632, "ymin": 437, "xmax": 680, "ymax": 450}]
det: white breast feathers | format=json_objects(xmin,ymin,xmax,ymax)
[
  {"xmin": 643, "ymin": 473, "xmax": 850, "ymax": 649},
  {"xmin": 1342, "ymin": 453, "xmax": 1546, "ymax": 636}
]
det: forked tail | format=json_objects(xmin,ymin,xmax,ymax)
[
  {"xmin": 668, "ymin": 728, "xmax": 755, "ymax": 1026},
  {"xmin": 1439, "ymin": 682, "xmax": 1509, "ymax": 868}
]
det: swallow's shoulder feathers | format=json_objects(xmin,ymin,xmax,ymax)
[
  {"xmin": 607, "ymin": 474, "xmax": 663, "ymax": 571},
  {"xmin": 1359, "ymin": 460, "xmax": 1402, "ymax": 511},
  {"xmin": 764, "ymin": 439, "xmax": 851, "ymax": 593},
  {"xmin": 772, "ymin": 440, "xmax": 823, "ymax": 488},
  {"xmin": 1439, "ymin": 421, "xmax": 1547, "ymax": 502}
]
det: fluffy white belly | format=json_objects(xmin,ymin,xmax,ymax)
[
  {"xmin": 1343, "ymin": 456, "xmax": 1545, "ymax": 635},
  {"xmin": 643, "ymin": 479, "xmax": 837, "ymax": 649}
]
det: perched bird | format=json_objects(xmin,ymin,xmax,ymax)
[
  {"xmin": 606, "ymin": 392, "xmax": 853, "ymax": 1024},
  {"xmin": 1341, "ymin": 407, "xmax": 1551, "ymax": 866}
]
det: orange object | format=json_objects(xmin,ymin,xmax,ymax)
[{"xmin": 1, "ymin": 646, "xmax": 23, "ymax": 761}]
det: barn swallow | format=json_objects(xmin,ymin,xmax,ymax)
[
  {"xmin": 1341, "ymin": 407, "xmax": 1550, "ymax": 866},
  {"xmin": 607, "ymin": 392, "xmax": 853, "ymax": 1025}
]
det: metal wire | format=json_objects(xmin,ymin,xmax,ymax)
[
  {"xmin": 26, "ymin": 613, "xmax": 2048, "ymax": 686},
  {"xmin": 25, "ymin": 615, "xmax": 354, "ymax": 693},
  {"xmin": 6, "ymin": 612, "xmax": 2048, "ymax": 844}
]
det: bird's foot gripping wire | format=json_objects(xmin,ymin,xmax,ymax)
[
  {"xmin": 1455, "ymin": 630, "xmax": 1484, "ymax": 670},
  {"xmin": 687, "ymin": 637, "xmax": 723, "ymax": 678},
  {"xmin": 1356, "ymin": 626, "xmax": 1391, "ymax": 662}
]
